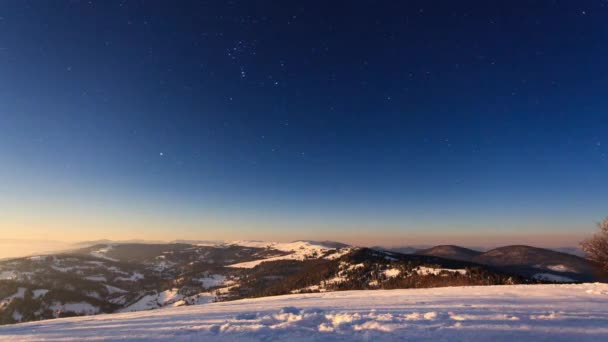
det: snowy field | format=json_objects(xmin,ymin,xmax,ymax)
[{"xmin": 1, "ymin": 283, "xmax": 607, "ymax": 341}]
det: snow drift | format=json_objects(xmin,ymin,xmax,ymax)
[{"xmin": 1, "ymin": 283, "xmax": 607, "ymax": 341}]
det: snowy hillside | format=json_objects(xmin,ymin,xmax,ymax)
[
  {"xmin": 1, "ymin": 283, "xmax": 607, "ymax": 341},
  {"xmin": 226, "ymin": 240, "xmax": 351, "ymax": 268},
  {"xmin": 1, "ymin": 241, "xmax": 604, "ymax": 326}
]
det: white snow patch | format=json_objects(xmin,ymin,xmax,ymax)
[
  {"xmin": 85, "ymin": 291, "xmax": 102, "ymax": 300},
  {"xmin": 120, "ymin": 294, "xmax": 160, "ymax": 312},
  {"xmin": 120, "ymin": 289, "xmax": 184, "ymax": 312},
  {"xmin": 85, "ymin": 275, "xmax": 107, "ymax": 282},
  {"xmin": 157, "ymin": 288, "xmax": 183, "ymax": 305},
  {"xmin": 383, "ymin": 268, "xmax": 401, "ymax": 278},
  {"xmin": 546, "ymin": 264, "xmax": 575, "ymax": 273},
  {"xmin": 194, "ymin": 274, "xmax": 230, "ymax": 289},
  {"xmin": 325, "ymin": 275, "xmax": 346, "ymax": 285},
  {"xmin": 0, "ymin": 287, "xmax": 26, "ymax": 308},
  {"xmin": 13, "ymin": 287, "xmax": 27, "ymax": 299},
  {"xmin": 415, "ymin": 266, "xmax": 467, "ymax": 276},
  {"xmin": 28, "ymin": 255, "xmax": 48, "ymax": 262},
  {"xmin": 324, "ymin": 248, "xmax": 352, "ymax": 260},
  {"xmin": 423, "ymin": 311, "xmax": 438, "ymax": 320},
  {"xmin": 530, "ymin": 311, "xmax": 561, "ymax": 320},
  {"xmin": 291, "ymin": 285, "xmax": 323, "ymax": 294},
  {"xmin": 347, "ymin": 263, "xmax": 365, "ymax": 271},
  {"xmin": 115, "ymin": 272, "xmax": 144, "ymax": 282},
  {"xmin": 104, "ymin": 284, "xmax": 127, "ymax": 294},
  {"xmin": 50, "ymin": 265, "xmax": 75, "ymax": 273},
  {"xmin": 110, "ymin": 296, "xmax": 127, "ymax": 305},
  {"xmin": 11, "ymin": 310, "xmax": 23, "ymax": 322},
  {"xmin": 106, "ymin": 266, "xmax": 128, "ymax": 275},
  {"xmin": 0, "ymin": 271, "xmax": 17, "ymax": 280},
  {"xmin": 150, "ymin": 259, "xmax": 177, "ymax": 272},
  {"xmin": 90, "ymin": 245, "xmax": 118, "ymax": 261},
  {"xmin": 181, "ymin": 292, "xmax": 217, "ymax": 305},
  {"xmin": 32, "ymin": 289, "xmax": 49, "ymax": 299},
  {"xmin": 85, "ymin": 260, "xmax": 106, "ymax": 266},
  {"xmin": 49, "ymin": 302, "xmax": 100, "ymax": 316}
]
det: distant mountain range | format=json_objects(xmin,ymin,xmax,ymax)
[
  {"xmin": 375, "ymin": 244, "xmax": 586, "ymax": 257},
  {"xmin": 0, "ymin": 240, "xmax": 604, "ymax": 326},
  {"xmin": 416, "ymin": 244, "xmax": 597, "ymax": 281},
  {"xmin": 417, "ymin": 245, "xmax": 483, "ymax": 261}
]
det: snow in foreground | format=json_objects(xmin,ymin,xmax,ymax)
[{"xmin": 1, "ymin": 284, "xmax": 607, "ymax": 341}]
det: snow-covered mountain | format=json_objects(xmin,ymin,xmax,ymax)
[
  {"xmin": 0, "ymin": 240, "xmax": 604, "ymax": 326},
  {"xmin": 224, "ymin": 240, "xmax": 351, "ymax": 268},
  {"xmin": 1, "ymin": 283, "xmax": 607, "ymax": 341}
]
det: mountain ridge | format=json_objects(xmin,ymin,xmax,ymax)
[{"xmin": 1, "ymin": 241, "xmax": 604, "ymax": 326}]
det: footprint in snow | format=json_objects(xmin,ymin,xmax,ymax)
[
  {"xmin": 280, "ymin": 306, "xmax": 301, "ymax": 315},
  {"xmin": 235, "ymin": 313, "xmax": 258, "ymax": 320}
]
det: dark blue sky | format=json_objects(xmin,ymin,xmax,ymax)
[{"xmin": 1, "ymin": 1, "xmax": 607, "ymax": 244}]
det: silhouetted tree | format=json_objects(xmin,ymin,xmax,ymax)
[{"xmin": 581, "ymin": 217, "xmax": 608, "ymax": 272}]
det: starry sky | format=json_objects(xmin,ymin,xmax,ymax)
[{"xmin": 0, "ymin": 1, "xmax": 607, "ymax": 246}]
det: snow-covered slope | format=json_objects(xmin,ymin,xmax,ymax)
[
  {"xmin": 226, "ymin": 240, "xmax": 351, "ymax": 268},
  {"xmin": 2, "ymin": 283, "xmax": 607, "ymax": 341}
]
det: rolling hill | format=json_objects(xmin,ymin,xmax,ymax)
[
  {"xmin": 0, "ymin": 241, "xmax": 604, "ymax": 326},
  {"xmin": 416, "ymin": 244, "xmax": 603, "ymax": 282},
  {"xmin": 416, "ymin": 245, "xmax": 482, "ymax": 262}
]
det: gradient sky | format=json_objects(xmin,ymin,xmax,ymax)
[{"xmin": 1, "ymin": 1, "xmax": 607, "ymax": 246}]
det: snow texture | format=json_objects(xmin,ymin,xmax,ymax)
[
  {"xmin": 0, "ymin": 287, "xmax": 26, "ymax": 310},
  {"xmin": 119, "ymin": 289, "xmax": 184, "ymax": 312},
  {"xmin": 1, "ymin": 283, "xmax": 608, "ymax": 341},
  {"xmin": 48, "ymin": 302, "xmax": 99, "ymax": 316},
  {"xmin": 114, "ymin": 272, "xmax": 144, "ymax": 282},
  {"xmin": 415, "ymin": 266, "xmax": 468, "ymax": 276},
  {"xmin": 90, "ymin": 245, "xmax": 118, "ymax": 261},
  {"xmin": 104, "ymin": 285, "xmax": 127, "ymax": 295},
  {"xmin": 545, "ymin": 264, "xmax": 575, "ymax": 273},
  {"xmin": 32, "ymin": 289, "xmax": 49, "ymax": 299},
  {"xmin": 226, "ymin": 241, "xmax": 351, "ymax": 268},
  {"xmin": 382, "ymin": 268, "xmax": 401, "ymax": 278},
  {"xmin": 84, "ymin": 275, "xmax": 107, "ymax": 282},
  {"xmin": 0, "ymin": 271, "xmax": 17, "ymax": 280},
  {"xmin": 194, "ymin": 274, "xmax": 229, "ymax": 289}
]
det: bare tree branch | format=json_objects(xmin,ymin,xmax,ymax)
[{"xmin": 581, "ymin": 218, "xmax": 608, "ymax": 272}]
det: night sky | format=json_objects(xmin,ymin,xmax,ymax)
[{"xmin": 1, "ymin": 1, "xmax": 607, "ymax": 245}]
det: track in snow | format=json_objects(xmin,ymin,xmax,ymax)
[{"xmin": 1, "ymin": 283, "xmax": 607, "ymax": 341}]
